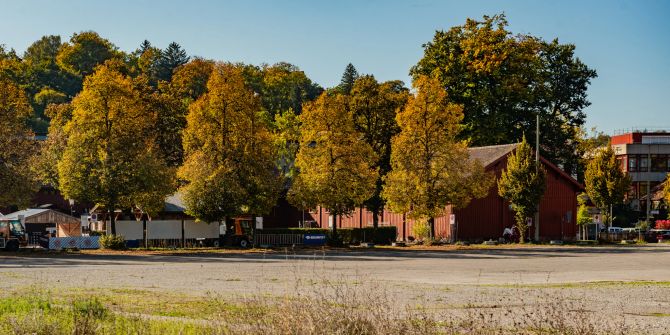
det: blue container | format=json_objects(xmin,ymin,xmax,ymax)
[{"xmin": 303, "ymin": 234, "xmax": 327, "ymax": 246}]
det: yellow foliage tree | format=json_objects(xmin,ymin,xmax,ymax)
[
  {"xmin": 178, "ymin": 63, "xmax": 281, "ymax": 223},
  {"xmin": 0, "ymin": 78, "xmax": 37, "ymax": 207},
  {"xmin": 57, "ymin": 65, "xmax": 175, "ymax": 234},
  {"xmin": 288, "ymin": 92, "xmax": 377, "ymax": 236},
  {"xmin": 383, "ymin": 76, "xmax": 493, "ymax": 238}
]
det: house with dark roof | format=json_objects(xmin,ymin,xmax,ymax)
[{"xmin": 305, "ymin": 143, "xmax": 583, "ymax": 242}]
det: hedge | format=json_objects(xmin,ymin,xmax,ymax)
[
  {"xmin": 254, "ymin": 227, "xmax": 397, "ymax": 245},
  {"xmin": 338, "ymin": 227, "xmax": 397, "ymax": 245},
  {"xmin": 255, "ymin": 228, "xmax": 331, "ymax": 235}
]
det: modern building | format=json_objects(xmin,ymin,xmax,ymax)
[
  {"xmin": 610, "ymin": 131, "xmax": 670, "ymax": 213},
  {"xmin": 306, "ymin": 143, "xmax": 583, "ymax": 242}
]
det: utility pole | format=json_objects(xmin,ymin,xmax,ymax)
[
  {"xmin": 534, "ymin": 114, "xmax": 540, "ymax": 242},
  {"xmin": 646, "ymin": 145, "xmax": 651, "ymax": 223}
]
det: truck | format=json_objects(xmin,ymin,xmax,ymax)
[
  {"xmin": 219, "ymin": 217, "xmax": 254, "ymax": 248},
  {"xmin": 0, "ymin": 218, "xmax": 27, "ymax": 251}
]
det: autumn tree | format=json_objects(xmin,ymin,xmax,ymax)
[
  {"xmin": 350, "ymin": 75, "xmax": 409, "ymax": 228},
  {"xmin": 0, "ymin": 78, "xmax": 37, "ymax": 207},
  {"xmin": 57, "ymin": 65, "xmax": 175, "ymax": 234},
  {"xmin": 497, "ymin": 136, "xmax": 547, "ymax": 243},
  {"xmin": 383, "ymin": 76, "xmax": 492, "ymax": 238},
  {"xmin": 32, "ymin": 103, "xmax": 72, "ymax": 187},
  {"xmin": 411, "ymin": 14, "xmax": 597, "ymax": 178},
  {"xmin": 168, "ymin": 58, "xmax": 214, "ymax": 102},
  {"xmin": 576, "ymin": 193, "xmax": 591, "ymax": 240},
  {"xmin": 289, "ymin": 92, "xmax": 377, "ymax": 237},
  {"xmin": 337, "ymin": 63, "xmax": 359, "ymax": 95},
  {"xmin": 584, "ymin": 146, "xmax": 631, "ymax": 226},
  {"xmin": 178, "ymin": 63, "xmax": 281, "ymax": 223}
]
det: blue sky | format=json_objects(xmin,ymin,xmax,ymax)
[{"xmin": 1, "ymin": 0, "xmax": 668, "ymax": 134}]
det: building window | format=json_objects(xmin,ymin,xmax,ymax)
[
  {"xmin": 651, "ymin": 155, "xmax": 667, "ymax": 172},
  {"xmin": 640, "ymin": 183, "xmax": 651, "ymax": 198},
  {"xmin": 639, "ymin": 156, "xmax": 649, "ymax": 172},
  {"xmin": 628, "ymin": 156, "xmax": 637, "ymax": 172}
]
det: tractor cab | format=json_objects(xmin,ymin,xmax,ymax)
[{"xmin": 219, "ymin": 217, "xmax": 254, "ymax": 248}]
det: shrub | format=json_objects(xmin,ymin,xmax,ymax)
[
  {"xmin": 88, "ymin": 231, "xmax": 105, "ymax": 237},
  {"xmin": 412, "ymin": 220, "xmax": 431, "ymax": 241},
  {"xmin": 99, "ymin": 234, "xmax": 126, "ymax": 250}
]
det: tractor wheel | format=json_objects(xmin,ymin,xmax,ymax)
[
  {"xmin": 239, "ymin": 238, "xmax": 250, "ymax": 249},
  {"xmin": 5, "ymin": 240, "xmax": 19, "ymax": 252}
]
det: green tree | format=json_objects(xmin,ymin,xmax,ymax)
[
  {"xmin": 411, "ymin": 14, "xmax": 597, "ymax": 178},
  {"xmin": 383, "ymin": 76, "xmax": 492, "ymax": 238},
  {"xmin": 497, "ymin": 136, "xmax": 547, "ymax": 243},
  {"xmin": 288, "ymin": 92, "xmax": 377, "ymax": 237},
  {"xmin": 274, "ymin": 108, "xmax": 301, "ymax": 184},
  {"xmin": 584, "ymin": 146, "xmax": 631, "ymax": 226},
  {"xmin": 576, "ymin": 193, "xmax": 591, "ymax": 240},
  {"xmin": 22, "ymin": 35, "xmax": 79, "ymax": 131},
  {"xmin": 57, "ymin": 31, "xmax": 117, "ymax": 77},
  {"xmin": 337, "ymin": 63, "xmax": 359, "ymax": 95},
  {"xmin": 259, "ymin": 62, "xmax": 323, "ymax": 117},
  {"xmin": 132, "ymin": 40, "xmax": 163, "ymax": 87},
  {"xmin": 157, "ymin": 42, "xmax": 189, "ymax": 82},
  {"xmin": 178, "ymin": 63, "xmax": 281, "ymax": 223},
  {"xmin": 57, "ymin": 65, "xmax": 175, "ymax": 234},
  {"xmin": 350, "ymin": 75, "xmax": 409, "ymax": 229},
  {"xmin": 0, "ymin": 78, "xmax": 37, "ymax": 207}
]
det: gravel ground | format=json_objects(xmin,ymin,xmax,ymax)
[{"xmin": 1, "ymin": 244, "xmax": 669, "ymax": 333}]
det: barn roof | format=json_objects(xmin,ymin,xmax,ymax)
[
  {"xmin": 468, "ymin": 143, "xmax": 519, "ymax": 167},
  {"xmin": 468, "ymin": 143, "xmax": 584, "ymax": 190},
  {"xmin": 164, "ymin": 193, "xmax": 186, "ymax": 212}
]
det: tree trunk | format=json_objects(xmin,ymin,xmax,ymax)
[
  {"xmin": 142, "ymin": 217, "xmax": 147, "ymax": 248},
  {"xmin": 518, "ymin": 224, "xmax": 526, "ymax": 244},
  {"xmin": 428, "ymin": 217, "xmax": 435, "ymax": 240},
  {"xmin": 372, "ymin": 209, "xmax": 379, "ymax": 229},
  {"xmin": 109, "ymin": 206, "xmax": 116, "ymax": 235}
]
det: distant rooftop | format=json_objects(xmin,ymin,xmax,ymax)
[{"xmin": 612, "ymin": 128, "xmax": 670, "ymax": 136}]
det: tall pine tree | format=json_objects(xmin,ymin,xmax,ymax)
[{"xmin": 337, "ymin": 63, "xmax": 359, "ymax": 94}]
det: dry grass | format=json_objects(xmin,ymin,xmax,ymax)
[{"xmin": 0, "ymin": 276, "xmax": 645, "ymax": 335}]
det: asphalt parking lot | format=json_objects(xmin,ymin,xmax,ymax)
[{"xmin": 1, "ymin": 245, "xmax": 670, "ymax": 290}]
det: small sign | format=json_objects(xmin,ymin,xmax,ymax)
[
  {"xmin": 303, "ymin": 234, "xmax": 327, "ymax": 246},
  {"xmin": 449, "ymin": 214, "xmax": 456, "ymax": 225},
  {"xmin": 255, "ymin": 217, "xmax": 263, "ymax": 230}
]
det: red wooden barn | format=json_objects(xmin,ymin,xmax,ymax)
[{"xmin": 306, "ymin": 143, "xmax": 583, "ymax": 242}]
